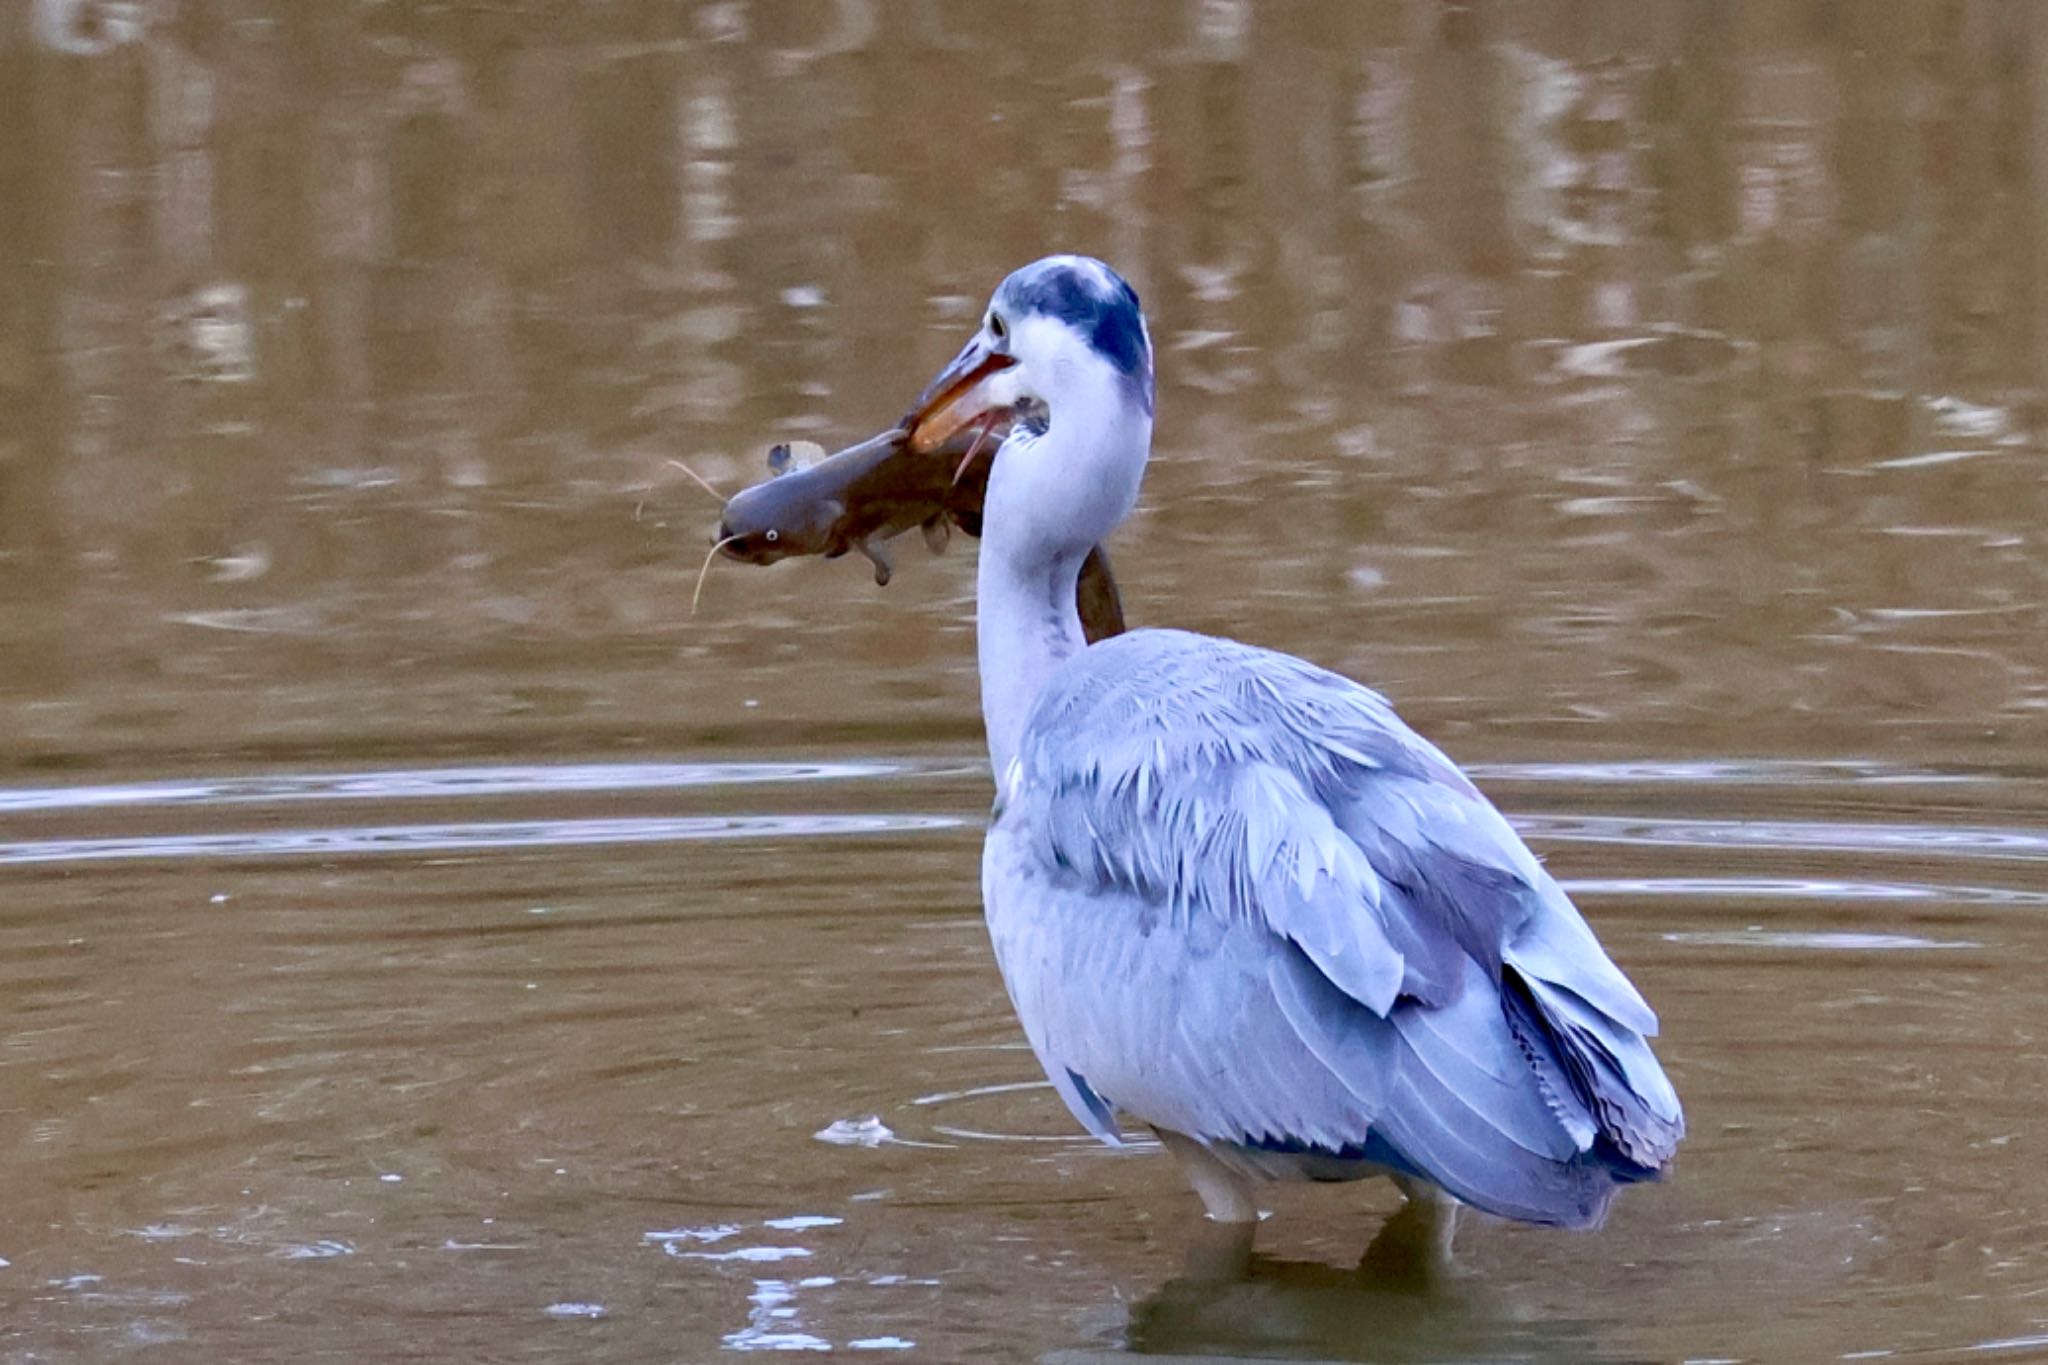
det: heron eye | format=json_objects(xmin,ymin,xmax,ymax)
[
  {"xmin": 765, "ymin": 529, "xmax": 779, "ymax": 543},
  {"xmin": 989, "ymin": 313, "xmax": 1007, "ymax": 342}
]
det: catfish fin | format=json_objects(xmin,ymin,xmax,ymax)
[{"xmin": 856, "ymin": 536, "xmax": 894, "ymax": 586}]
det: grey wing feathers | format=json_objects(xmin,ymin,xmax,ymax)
[{"xmin": 993, "ymin": 628, "xmax": 1683, "ymax": 1225}]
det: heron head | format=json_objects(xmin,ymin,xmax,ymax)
[{"xmin": 908, "ymin": 256, "xmax": 1153, "ymax": 457}]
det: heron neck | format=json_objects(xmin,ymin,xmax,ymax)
[
  {"xmin": 976, "ymin": 533, "xmax": 1088, "ymax": 779},
  {"xmin": 972, "ymin": 383, "xmax": 1148, "ymax": 779}
]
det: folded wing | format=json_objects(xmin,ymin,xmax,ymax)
[{"xmin": 987, "ymin": 629, "xmax": 1683, "ymax": 1227}]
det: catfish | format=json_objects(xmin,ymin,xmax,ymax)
[{"xmin": 713, "ymin": 423, "xmax": 1127, "ymax": 643}]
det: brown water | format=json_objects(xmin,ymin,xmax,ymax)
[{"xmin": 4, "ymin": 3, "xmax": 2048, "ymax": 1360}]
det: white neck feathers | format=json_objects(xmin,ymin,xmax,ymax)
[{"xmin": 973, "ymin": 379, "xmax": 1151, "ymax": 776}]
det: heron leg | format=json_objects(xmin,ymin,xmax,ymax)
[
  {"xmin": 1153, "ymin": 1128, "xmax": 1259, "ymax": 1224},
  {"xmin": 1359, "ymin": 1176, "xmax": 1461, "ymax": 1284}
]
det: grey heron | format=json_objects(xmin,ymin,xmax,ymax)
[{"xmin": 872, "ymin": 255, "xmax": 1683, "ymax": 1253}]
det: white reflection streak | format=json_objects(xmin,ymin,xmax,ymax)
[
  {"xmin": 1520, "ymin": 813, "xmax": 2048, "ymax": 861},
  {"xmin": 724, "ymin": 1277, "xmax": 832, "ymax": 1352},
  {"xmin": 0, "ymin": 760, "xmax": 912, "ymax": 815},
  {"xmin": 644, "ymin": 1224, "xmax": 742, "ymax": 1247},
  {"xmin": 677, "ymin": 1247, "xmax": 812, "ymax": 1264},
  {"xmin": 1568, "ymin": 876, "xmax": 2048, "ymax": 908},
  {"xmin": 1962, "ymin": 1334, "xmax": 2048, "ymax": 1355},
  {"xmin": 1662, "ymin": 930, "xmax": 1981, "ymax": 952},
  {"xmin": 1108, "ymin": 67, "xmax": 1151, "ymax": 281},
  {"xmin": 1498, "ymin": 43, "xmax": 1586, "ymax": 254},
  {"xmin": 683, "ymin": 77, "xmax": 737, "ymax": 245},
  {"xmin": 720, "ymin": 1274, "xmax": 917, "ymax": 1354},
  {"xmin": 1465, "ymin": 758, "xmax": 1986, "ymax": 786},
  {"xmin": 908, "ymin": 1079, "xmax": 1047, "ymax": 1107},
  {"xmin": 1353, "ymin": 51, "xmax": 1413, "ymax": 230},
  {"xmin": 32, "ymin": 0, "xmax": 144, "ymax": 55},
  {"xmin": 0, "ymin": 813, "xmax": 962, "ymax": 867}
]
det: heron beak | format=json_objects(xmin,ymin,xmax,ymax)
[{"xmin": 908, "ymin": 336, "xmax": 1016, "ymax": 455}]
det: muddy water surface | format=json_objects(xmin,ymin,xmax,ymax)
[{"xmin": 4, "ymin": 4, "xmax": 2048, "ymax": 1361}]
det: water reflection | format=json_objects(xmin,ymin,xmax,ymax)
[
  {"xmin": 0, "ymin": 809, "xmax": 962, "ymax": 866},
  {"xmin": 5, "ymin": 1, "xmax": 2048, "ymax": 761},
  {"xmin": 0, "ymin": 758, "xmax": 927, "ymax": 813},
  {"xmin": 1106, "ymin": 1256, "xmax": 1613, "ymax": 1365},
  {"xmin": 1521, "ymin": 813, "xmax": 2048, "ymax": 860}
]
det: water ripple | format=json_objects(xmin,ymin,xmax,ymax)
[
  {"xmin": 0, "ymin": 760, "xmax": 924, "ymax": 816},
  {"xmin": 1567, "ymin": 876, "xmax": 2048, "ymax": 907},
  {"xmin": 0, "ymin": 813, "xmax": 962, "ymax": 867},
  {"xmin": 1662, "ymin": 930, "xmax": 1982, "ymax": 952},
  {"xmin": 1470, "ymin": 758, "xmax": 1995, "ymax": 786},
  {"xmin": 0, "ymin": 755, "xmax": 2000, "ymax": 822},
  {"xmin": 1525, "ymin": 814, "xmax": 2048, "ymax": 861}
]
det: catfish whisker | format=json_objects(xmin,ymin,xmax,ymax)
[
  {"xmin": 953, "ymin": 413, "xmax": 1002, "ymax": 486},
  {"xmin": 667, "ymin": 458, "xmax": 728, "ymax": 502},
  {"xmin": 693, "ymin": 534, "xmax": 740, "ymax": 616}
]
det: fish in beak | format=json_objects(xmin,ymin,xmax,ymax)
[
  {"xmin": 702, "ymin": 417, "xmax": 1130, "ymax": 643},
  {"xmin": 907, "ymin": 335, "xmax": 1017, "ymax": 455}
]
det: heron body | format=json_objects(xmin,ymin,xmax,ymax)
[{"xmin": 903, "ymin": 255, "xmax": 1682, "ymax": 1240}]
